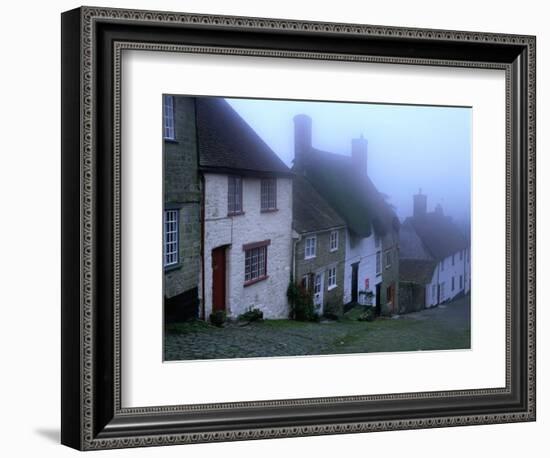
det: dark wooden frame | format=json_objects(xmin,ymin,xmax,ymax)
[{"xmin": 61, "ymin": 6, "xmax": 536, "ymax": 450}]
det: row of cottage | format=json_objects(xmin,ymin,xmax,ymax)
[{"xmin": 163, "ymin": 95, "xmax": 470, "ymax": 322}]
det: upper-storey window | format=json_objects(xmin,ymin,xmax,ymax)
[
  {"xmin": 228, "ymin": 176, "xmax": 243, "ymax": 215},
  {"xmin": 163, "ymin": 95, "xmax": 175, "ymax": 140},
  {"xmin": 329, "ymin": 230, "xmax": 339, "ymax": 252},
  {"xmin": 260, "ymin": 178, "xmax": 277, "ymax": 211}
]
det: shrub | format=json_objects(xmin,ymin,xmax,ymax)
[
  {"xmin": 357, "ymin": 307, "xmax": 376, "ymax": 322},
  {"xmin": 238, "ymin": 307, "xmax": 264, "ymax": 322},
  {"xmin": 287, "ymin": 281, "xmax": 317, "ymax": 322},
  {"xmin": 209, "ymin": 310, "xmax": 227, "ymax": 327}
]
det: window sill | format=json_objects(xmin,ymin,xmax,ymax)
[
  {"xmin": 327, "ymin": 284, "xmax": 337, "ymax": 291},
  {"xmin": 329, "ymin": 248, "xmax": 338, "ymax": 253},
  {"xmin": 260, "ymin": 208, "xmax": 278, "ymax": 213},
  {"xmin": 164, "ymin": 138, "xmax": 178, "ymax": 143},
  {"xmin": 228, "ymin": 211, "xmax": 245, "ymax": 217},
  {"xmin": 244, "ymin": 275, "xmax": 269, "ymax": 287},
  {"xmin": 304, "ymin": 255, "xmax": 317, "ymax": 261},
  {"xmin": 164, "ymin": 263, "xmax": 182, "ymax": 272}
]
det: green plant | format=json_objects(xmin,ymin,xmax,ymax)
[
  {"xmin": 238, "ymin": 307, "xmax": 264, "ymax": 322},
  {"xmin": 209, "ymin": 310, "xmax": 227, "ymax": 327},
  {"xmin": 357, "ymin": 307, "xmax": 376, "ymax": 322},
  {"xmin": 287, "ymin": 281, "xmax": 317, "ymax": 322}
]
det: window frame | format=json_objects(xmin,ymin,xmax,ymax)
[
  {"xmin": 304, "ymin": 235, "xmax": 317, "ymax": 260},
  {"xmin": 243, "ymin": 240, "xmax": 270, "ymax": 286},
  {"xmin": 260, "ymin": 177, "xmax": 277, "ymax": 212},
  {"xmin": 327, "ymin": 266, "xmax": 337, "ymax": 290},
  {"xmin": 376, "ymin": 251, "xmax": 382, "ymax": 275},
  {"xmin": 385, "ymin": 250, "xmax": 392, "ymax": 269},
  {"xmin": 329, "ymin": 230, "xmax": 339, "ymax": 252},
  {"xmin": 227, "ymin": 175, "xmax": 244, "ymax": 216},
  {"xmin": 163, "ymin": 209, "xmax": 179, "ymax": 268},
  {"xmin": 163, "ymin": 94, "xmax": 175, "ymax": 140}
]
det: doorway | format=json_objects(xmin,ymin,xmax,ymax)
[{"xmin": 211, "ymin": 246, "xmax": 227, "ymax": 312}]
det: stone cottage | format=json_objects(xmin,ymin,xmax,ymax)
[
  {"xmin": 162, "ymin": 95, "xmax": 202, "ymax": 323},
  {"xmin": 292, "ymin": 114, "xmax": 400, "ymax": 315},
  {"xmin": 292, "ymin": 173, "xmax": 347, "ymax": 317}
]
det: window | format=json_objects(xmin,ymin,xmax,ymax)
[
  {"xmin": 163, "ymin": 95, "xmax": 175, "ymax": 140},
  {"xmin": 301, "ymin": 274, "xmax": 312, "ymax": 292},
  {"xmin": 385, "ymin": 251, "xmax": 392, "ymax": 268},
  {"xmin": 459, "ymin": 250, "xmax": 463, "ymax": 261},
  {"xmin": 327, "ymin": 266, "xmax": 337, "ymax": 289},
  {"xmin": 440, "ymin": 282, "xmax": 445, "ymax": 301},
  {"xmin": 459, "ymin": 275, "xmax": 463, "ymax": 289},
  {"xmin": 329, "ymin": 231, "xmax": 339, "ymax": 252},
  {"xmin": 260, "ymin": 178, "xmax": 277, "ymax": 211},
  {"xmin": 163, "ymin": 209, "xmax": 179, "ymax": 267},
  {"xmin": 452, "ymin": 254, "xmax": 455, "ymax": 266},
  {"xmin": 432, "ymin": 284, "xmax": 437, "ymax": 302},
  {"xmin": 227, "ymin": 176, "xmax": 243, "ymax": 215},
  {"xmin": 376, "ymin": 251, "xmax": 381, "ymax": 275},
  {"xmin": 305, "ymin": 236, "xmax": 316, "ymax": 259},
  {"xmin": 452, "ymin": 276, "xmax": 455, "ymax": 291},
  {"xmin": 244, "ymin": 242, "xmax": 269, "ymax": 284},
  {"xmin": 441, "ymin": 259, "xmax": 445, "ymax": 271}
]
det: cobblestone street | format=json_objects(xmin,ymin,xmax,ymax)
[{"xmin": 164, "ymin": 295, "xmax": 470, "ymax": 361}]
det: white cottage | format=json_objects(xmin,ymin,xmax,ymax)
[
  {"xmin": 403, "ymin": 192, "xmax": 470, "ymax": 308},
  {"xmin": 195, "ymin": 98, "xmax": 294, "ymax": 320}
]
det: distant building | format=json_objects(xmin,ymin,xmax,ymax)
[
  {"xmin": 293, "ymin": 115, "xmax": 400, "ymax": 315},
  {"xmin": 292, "ymin": 173, "xmax": 346, "ymax": 317},
  {"xmin": 400, "ymin": 190, "xmax": 470, "ymax": 309}
]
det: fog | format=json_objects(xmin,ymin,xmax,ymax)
[{"xmin": 227, "ymin": 97, "xmax": 471, "ymax": 224}]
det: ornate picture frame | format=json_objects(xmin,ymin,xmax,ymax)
[{"xmin": 61, "ymin": 6, "xmax": 536, "ymax": 450}]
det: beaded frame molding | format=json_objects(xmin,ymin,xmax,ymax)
[{"xmin": 61, "ymin": 6, "xmax": 536, "ymax": 451}]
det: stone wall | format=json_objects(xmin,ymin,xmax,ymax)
[
  {"xmin": 163, "ymin": 96, "xmax": 202, "ymax": 321},
  {"xmin": 379, "ymin": 229, "xmax": 400, "ymax": 315},
  {"xmin": 294, "ymin": 228, "xmax": 346, "ymax": 316}
]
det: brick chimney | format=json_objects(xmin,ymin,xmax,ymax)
[
  {"xmin": 351, "ymin": 134, "xmax": 368, "ymax": 175},
  {"xmin": 413, "ymin": 188, "xmax": 427, "ymax": 218},
  {"xmin": 293, "ymin": 114, "xmax": 312, "ymax": 171}
]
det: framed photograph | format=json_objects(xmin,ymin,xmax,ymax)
[{"xmin": 61, "ymin": 6, "xmax": 536, "ymax": 450}]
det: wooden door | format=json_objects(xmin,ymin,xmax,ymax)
[
  {"xmin": 212, "ymin": 247, "xmax": 226, "ymax": 312},
  {"xmin": 351, "ymin": 263, "xmax": 359, "ymax": 303}
]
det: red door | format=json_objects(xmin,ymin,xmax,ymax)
[{"xmin": 212, "ymin": 247, "xmax": 226, "ymax": 312}]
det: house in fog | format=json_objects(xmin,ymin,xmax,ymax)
[
  {"xmin": 292, "ymin": 115, "xmax": 400, "ymax": 315},
  {"xmin": 197, "ymin": 98, "xmax": 294, "ymax": 320},
  {"xmin": 402, "ymin": 190, "xmax": 470, "ymax": 308},
  {"xmin": 292, "ymin": 173, "xmax": 347, "ymax": 317}
]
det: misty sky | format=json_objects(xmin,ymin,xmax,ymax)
[{"xmin": 226, "ymin": 97, "xmax": 471, "ymax": 223}]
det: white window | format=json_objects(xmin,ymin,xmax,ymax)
[
  {"xmin": 305, "ymin": 236, "xmax": 316, "ymax": 259},
  {"xmin": 163, "ymin": 95, "xmax": 175, "ymax": 140},
  {"xmin": 459, "ymin": 250, "xmax": 463, "ymax": 261},
  {"xmin": 329, "ymin": 231, "xmax": 339, "ymax": 252},
  {"xmin": 385, "ymin": 251, "xmax": 391, "ymax": 268},
  {"xmin": 228, "ymin": 175, "xmax": 243, "ymax": 215},
  {"xmin": 327, "ymin": 267, "xmax": 337, "ymax": 289},
  {"xmin": 163, "ymin": 209, "xmax": 179, "ymax": 267},
  {"xmin": 459, "ymin": 275, "xmax": 463, "ymax": 289},
  {"xmin": 376, "ymin": 251, "xmax": 381, "ymax": 275},
  {"xmin": 260, "ymin": 178, "xmax": 277, "ymax": 211},
  {"xmin": 452, "ymin": 276, "xmax": 455, "ymax": 291},
  {"xmin": 244, "ymin": 244, "xmax": 267, "ymax": 283}
]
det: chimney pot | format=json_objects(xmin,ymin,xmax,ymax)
[{"xmin": 351, "ymin": 135, "xmax": 368, "ymax": 175}]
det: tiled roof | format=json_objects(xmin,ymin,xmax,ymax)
[
  {"xmin": 399, "ymin": 259, "xmax": 437, "ymax": 284},
  {"xmin": 292, "ymin": 173, "xmax": 345, "ymax": 234},
  {"xmin": 195, "ymin": 97, "xmax": 292, "ymax": 177},
  {"xmin": 399, "ymin": 219, "xmax": 432, "ymax": 260}
]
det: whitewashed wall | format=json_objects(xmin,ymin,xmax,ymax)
[
  {"xmin": 425, "ymin": 249, "xmax": 469, "ymax": 307},
  {"xmin": 203, "ymin": 173, "xmax": 293, "ymax": 319},
  {"xmin": 343, "ymin": 229, "xmax": 380, "ymax": 305}
]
